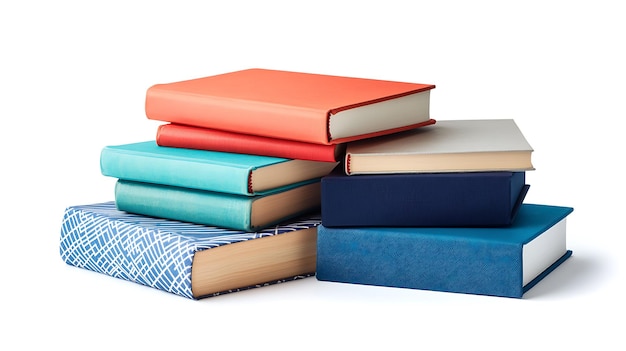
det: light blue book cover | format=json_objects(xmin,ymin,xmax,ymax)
[
  {"xmin": 317, "ymin": 204, "xmax": 574, "ymax": 298},
  {"xmin": 100, "ymin": 140, "xmax": 337, "ymax": 196},
  {"xmin": 60, "ymin": 202, "xmax": 321, "ymax": 299},
  {"xmin": 114, "ymin": 179, "xmax": 321, "ymax": 232}
]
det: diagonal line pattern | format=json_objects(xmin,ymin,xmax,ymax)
[{"xmin": 59, "ymin": 201, "xmax": 321, "ymax": 299}]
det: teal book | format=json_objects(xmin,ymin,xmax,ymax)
[
  {"xmin": 100, "ymin": 140, "xmax": 338, "ymax": 196},
  {"xmin": 317, "ymin": 204, "xmax": 574, "ymax": 298},
  {"xmin": 115, "ymin": 179, "xmax": 322, "ymax": 231}
]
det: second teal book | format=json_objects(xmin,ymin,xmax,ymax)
[{"xmin": 114, "ymin": 179, "xmax": 322, "ymax": 231}]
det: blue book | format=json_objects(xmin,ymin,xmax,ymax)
[
  {"xmin": 100, "ymin": 140, "xmax": 338, "ymax": 196},
  {"xmin": 60, "ymin": 202, "xmax": 321, "ymax": 299},
  {"xmin": 114, "ymin": 178, "xmax": 321, "ymax": 231},
  {"xmin": 321, "ymin": 166, "xmax": 529, "ymax": 227},
  {"xmin": 316, "ymin": 204, "xmax": 574, "ymax": 298}
]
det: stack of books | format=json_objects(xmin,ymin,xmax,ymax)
[
  {"xmin": 59, "ymin": 68, "xmax": 573, "ymax": 300},
  {"xmin": 59, "ymin": 68, "xmax": 439, "ymax": 299},
  {"xmin": 317, "ymin": 119, "xmax": 574, "ymax": 298},
  {"xmin": 98, "ymin": 140, "xmax": 336, "ymax": 231}
]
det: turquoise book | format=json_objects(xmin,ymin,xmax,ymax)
[
  {"xmin": 100, "ymin": 140, "xmax": 338, "ymax": 196},
  {"xmin": 316, "ymin": 204, "xmax": 574, "ymax": 298},
  {"xmin": 60, "ymin": 202, "xmax": 321, "ymax": 299},
  {"xmin": 114, "ymin": 178, "xmax": 322, "ymax": 231}
]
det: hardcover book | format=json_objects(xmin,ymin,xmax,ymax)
[
  {"xmin": 316, "ymin": 204, "xmax": 574, "ymax": 298},
  {"xmin": 114, "ymin": 179, "xmax": 321, "ymax": 231},
  {"xmin": 60, "ymin": 202, "xmax": 321, "ymax": 299},
  {"xmin": 321, "ymin": 166, "xmax": 529, "ymax": 227},
  {"xmin": 344, "ymin": 119, "xmax": 534, "ymax": 175},
  {"xmin": 156, "ymin": 123, "xmax": 347, "ymax": 162},
  {"xmin": 145, "ymin": 68, "xmax": 436, "ymax": 145},
  {"xmin": 100, "ymin": 140, "xmax": 337, "ymax": 196}
]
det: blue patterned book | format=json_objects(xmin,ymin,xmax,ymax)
[
  {"xmin": 100, "ymin": 140, "xmax": 337, "ymax": 196},
  {"xmin": 321, "ymin": 166, "xmax": 529, "ymax": 227},
  {"xmin": 115, "ymin": 179, "xmax": 321, "ymax": 231},
  {"xmin": 317, "ymin": 204, "xmax": 573, "ymax": 298},
  {"xmin": 60, "ymin": 202, "xmax": 321, "ymax": 299}
]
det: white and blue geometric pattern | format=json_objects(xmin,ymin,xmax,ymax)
[{"xmin": 60, "ymin": 201, "xmax": 321, "ymax": 299}]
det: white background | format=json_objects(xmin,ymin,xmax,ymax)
[{"xmin": 2, "ymin": 1, "xmax": 624, "ymax": 349}]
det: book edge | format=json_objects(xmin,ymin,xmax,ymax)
[{"xmin": 522, "ymin": 250, "xmax": 573, "ymax": 296}]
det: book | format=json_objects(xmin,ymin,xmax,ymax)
[
  {"xmin": 100, "ymin": 140, "xmax": 338, "ymax": 196},
  {"xmin": 321, "ymin": 166, "xmax": 529, "ymax": 227},
  {"xmin": 316, "ymin": 204, "xmax": 574, "ymax": 298},
  {"xmin": 114, "ymin": 179, "xmax": 321, "ymax": 231},
  {"xmin": 145, "ymin": 68, "xmax": 436, "ymax": 145},
  {"xmin": 59, "ymin": 201, "xmax": 321, "ymax": 299},
  {"xmin": 156, "ymin": 123, "xmax": 347, "ymax": 162},
  {"xmin": 344, "ymin": 119, "xmax": 535, "ymax": 175}
]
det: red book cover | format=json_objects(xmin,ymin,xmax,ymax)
[
  {"xmin": 146, "ymin": 68, "xmax": 435, "ymax": 145},
  {"xmin": 157, "ymin": 123, "xmax": 345, "ymax": 162}
]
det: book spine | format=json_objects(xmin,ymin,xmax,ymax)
[
  {"xmin": 114, "ymin": 180, "xmax": 254, "ymax": 231},
  {"xmin": 156, "ymin": 124, "xmax": 341, "ymax": 162},
  {"xmin": 316, "ymin": 225, "xmax": 524, "ymax": 298},
  {"xmin": 59, "ymin": 204, "xmax": 196, "ymax": 299},
  {"xmin": 146, "ymin": 87, "xmax": 331, "ymax": 144},
  {"xmin": 100, "ymin": 146, "xmax": 253, "ymax": 195},
  {"xmin": 321, "ymin": 171, "xmax": 526, "ymax": 227}
]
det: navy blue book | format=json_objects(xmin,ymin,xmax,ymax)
[
  {"xmin": 316, "ymin": 204, "xmax": 574, "ymax": 298},
  {"xmin": 321, "ymin": 166, "xmax": 529, "ymax": 227}
]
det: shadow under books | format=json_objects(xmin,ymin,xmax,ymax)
[{"xmin": 201, "ymin": 253, "xmax": 602, "ymax": 301}]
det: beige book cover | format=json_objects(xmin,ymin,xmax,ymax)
[{"xmin": 344, "ymin": 119, "xmax": 535, "ymax": 175}]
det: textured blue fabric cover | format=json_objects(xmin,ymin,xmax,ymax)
[
  {"xmin": 321, "ymin": 167, "xmax": 528, "ymax": 227},
  {"xmin": 316, "ymin": 204, "xmax": 573, "ymax": 298}
]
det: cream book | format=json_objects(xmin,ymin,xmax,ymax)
[{"xmin": 344, "ymin": 119, "xmax": 534, "ymax": 175}]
